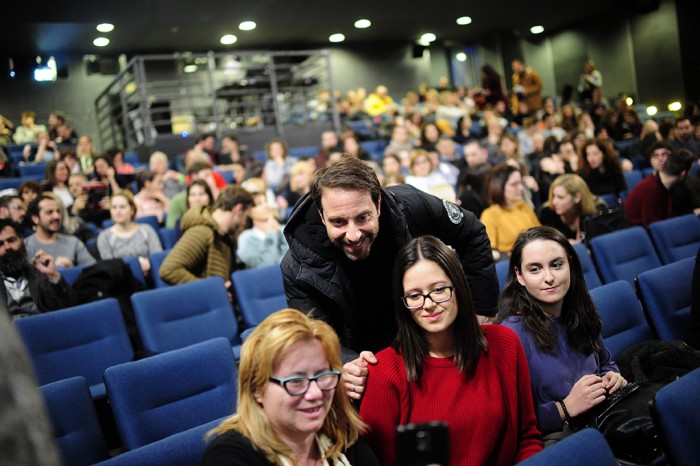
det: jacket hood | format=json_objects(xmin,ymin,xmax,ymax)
[{"xmin": 180, "ymin": 206, "xmax": 220, "ymax": 234}]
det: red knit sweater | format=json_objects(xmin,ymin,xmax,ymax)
[{"xmin": 360, "ymin": 325, "xmax": 542, "ymax": 466}]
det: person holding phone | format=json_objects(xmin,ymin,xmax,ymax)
[
  {"xmin": 359, "ymin": 235, "xmax": 542, "ymax": 466},
  {"xmin": 496, "ymin": 226, "xmax": 627, "ymax": 444},
  {"xmin": 201, "ymin": 309, "xmax": 379, "ymax": 466}
]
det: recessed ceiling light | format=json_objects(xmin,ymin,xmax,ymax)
[
  {"xmin": 530, "ymin": 25, "xmax": 545, "ymax": 34},
  {"xmin": 456, "ymin": 52, "xmax": 467, "ymax": 62},
  {"xmin": 456, "ymin": 16, "xmax": 472, "ymax": 26},
  {"xmin": 183, "ymin": 64, "xmax": 198, "ymax": 73},
  {"xmin": 329, "ymin": 33, "xmax": 345, "ymax": 43},
  {"xmin": 239, "ymin": 21, "xmax": 256, "ymax": 31},
  {"xmin": 354, "ymin": 19, "xmax": 371, "ymax": 29},
  {"xmin": 93, "ymin": 37, "xmax": 110, "ymax": 47},
  {"xmin": 646, "ymin": 106, "xmax": 658, "ymax": 116},
  {"xmin": 626, "ymin": 97, "xmax": 634, "ymax": 106},
  {"xmin": 220, "ymin": 34, "xmax": 238, "ymax": 45},
  {"xmin": 668, "ymin": 101, "xmax": 682, "ymax": 112},
  {"xmin": 96, "ymin": 23, "xmax": 114, "ymax": 33},
  {"xmin": 419, "ymin": 33, "xmax": 436, "ymax": 46}
]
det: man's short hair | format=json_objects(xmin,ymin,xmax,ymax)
[
  {"xmin": 646, "ymin": 141, "xmax": 673, "ymax": 160},
  {"xmin": 675, "ymin": 116, "xmax": 692, "ymax": 127},
  {"xmin": 310, "ymin": 154, "xmax": 382, "ymax": 213},
  {"xmin": 187, "ymin": 160, "xmax": 214, "ymax": 177},
  {"xmin": 662, "ymin": 148, "xmax": 693, "ymax": 177},
  {"xmin": 27, "ymin": 194, "xmax": 55, "ymax": 220},
  {"xmin": 0, "ymin": 195, "xmax": 21, "ymax": 210},
  {"xmin": 0, "ymin": 218, "xmax": 21, "ymax": 237},
  {"xmin": 212, "ymin": 185, "xmax": 254, "ymax": 212}
]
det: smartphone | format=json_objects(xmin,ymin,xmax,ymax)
[{"xmin": 395, "ymin": 421, "xmax": 449, "ymax": 466}]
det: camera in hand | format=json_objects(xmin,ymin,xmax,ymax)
[
  {"xmin": 83, "ymin": 180, "xmax": 108, "ymax": 210},
  {"xmin": 396, "ymin": 421, "xmax": 449, "ymax": 466}
]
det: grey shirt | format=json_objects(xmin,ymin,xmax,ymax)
[
  {"xmin": 24, "ymin": 233, "xmax": 97, "ymax": 266},
  {"xmin": 97, "ymin": 224, "xmax": 163, "ymax": 260}
]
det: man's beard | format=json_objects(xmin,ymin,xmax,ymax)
[{"xmin": 0, "ymin": 249, "xmax": 33, "ymax": 279}]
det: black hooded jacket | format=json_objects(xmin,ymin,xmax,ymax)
[{"xmin": 281, "ymin": 184, "xmax": 497, "ymax": 360}]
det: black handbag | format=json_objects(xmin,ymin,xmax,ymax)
[
  {"xmin": 571, "ymin": 382, "xmax": 664, "ymax": 464},
  {"xmin": 582, "ymin": 207, "xmax": 631, "ymax": 244}
]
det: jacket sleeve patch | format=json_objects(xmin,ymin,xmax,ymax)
[{"xmin": 443, "ymin": 199, "xmax": 464, "ymax": 224}]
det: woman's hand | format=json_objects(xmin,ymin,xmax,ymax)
[
  {"xmin": 602, "ymin": 371, "xmax": 627, "ymax": 394},
  {"xmin": 563, "ymin": 374, "xmax": 607, "ymax": 417},
  {"xmin": 342, "ymin": 351, "xmax": 377, "ymax": 401},
  {"xmin": 138, "ymin": 256, "xmax": 151, "ymax": 276}
]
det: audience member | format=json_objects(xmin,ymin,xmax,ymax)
[
  {"xmin": 18, "ymin": 180, "xmax": 42, "ymax": 207},
  {"xmin": 511, "ymin": 58, "xmax": 543, "ymax": 113},
  {"xmin": 456, "ymin": 141, "xmax": 490, "ymax": 218},
  {"xmin": 67, "ymin": 172, "xmax": 110, "ymax": 226},
  {"xmin": 360, "ymin": 235, "xmax": 542, "ymax": 465},
  {"xmin": 539, "ymin": 174, "xmax": 605, "ymax": 243},
  {"xmin": 133, "ymin": 171, "xmax": 170, "ymax": 225},
  {"xmin": 405, "ymin": 149, "xmax": 454, "ymax": 200},
  {"xmin": 418, "ymin": 122, "xmax": 441, "ymax": 153},
  {"xmin": 281, "ymin": 154, "xmax": 497, "ymax": 367},
  {"xmin": 316, "ymin": 130, "xmax": 340, "ymax": 168},
  {"xmin": 107, "ymin": 148, "xmax": 136, "ymax": 176},
  {"xmin": 577, "ymin": 60, "xmax": 603, "ymax": 103},
  {"xmin": 55, "ymin": 123, "xmax": 78, "ymax": 145},
  {"xmin": 76, "ymin": 135, "xmax": 97, "ymax": 175},
  {"xmin": 341, "ymin": 133, "xmax": 372, "ymax": 162},
  {"xmin": 670, "ymin": 116, "xmax": 700, "ymax": 158},
  {"xmin": 166, "ymin": 161, "xmax": 219, "ymax": 229},
  {"xmin": 12, "ymin": 111, "xmax": 47, "ymax": 144},
  {"xmin": 0, "ymin": 195, "xmax": 27, "ymax": 226},
  {"xmin": 195, "ymin": 133, "xmax": 219, "ymax": 162},
  {"xmin": 24, "ymin": 195, "xmax": 96, "ymax": 267},
  {"xmin": 364, "ymin": 85, "xmax": 396, "ymax": 118},
  {"xmin": 383, "ymin": 125, "xmax": 414, "ymax": 163},
  {"xmin": 277, "ymin": 160, "xmax": 315, "ymax": 214},
  {"xmin": 452, "ymin": 114, "xmax": 481, "ymax": 145},
  {"xmin": 0, "ymin": 218, "xmax": 77, "ymax": 320},
  {"xmin": 159, "ymin": 185, "xmax": 253, "ymax": 286},
  {"xmin": 47, "ymin": 111, "xmax": 65, "ymax": 141},
  {"xmin": 237, "ymin": 205, "xmax": 289, "ymax": 269},
  {"xmin": 480, "ymin": 164, "xmax": 540, "ymax": 260},
  {"xmin": 23, "ymin": 130, "xmax": 58, "ymax": 163},
  {"xmin": 263, "ymin": 138, "xmax": 296, "ymax": 194},
  {"xmin": 97, "ymin": 190, "xmax": 163, "ymax": 275},
  {"xmin": 90, "ymin": 155, "xmax": 122, "ymax": 193},
  {"xmin": 577, "ymin": 139, "xmax": 627, "ymax": 197},
  {"xmin": 149, "ymin": 151, "xmax": 185, "ymax": 199},
  {"xmin": 41, "ymin": 159, "xmax": 73, "ymax": 208},
  {"xmin": 201, "ymin": 309, "xmax": 379, "ymax": 466},
  {"xmin": 497, "ymin": 226, "xmax": 627, "ymax": 443},
  {"xmin": 625, "ymin": 148, "xmax": 696, "ymax": 228},
  {"xmin": 217, "ymin": 133, "xmax": 243, "ymax": 166},
  {"xmin": 480, "ymin": 64, "xmax": 506, "ymax": 108}
]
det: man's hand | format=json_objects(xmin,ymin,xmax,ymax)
[
  {"xmin": 342, "ymin": 351, "xmax": 377, "ymax": 400},
  {"xmin": 32, "ymin": 250, "xmax": 60, "ymax": 282}
]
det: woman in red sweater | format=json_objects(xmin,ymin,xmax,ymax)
[{"xmin": 359, "ymin": 235, "xmax": 543, "ymax": 466}]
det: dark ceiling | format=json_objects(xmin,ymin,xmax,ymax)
[{"xmin": 5, "ymin": 0, "xmax": 625, "ymax": 59}]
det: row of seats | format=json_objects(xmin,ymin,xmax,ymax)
[{"xmin": 39, "ymin": 337, "xmax": 236, "ymax": 465}]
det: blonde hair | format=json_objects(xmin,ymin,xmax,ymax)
[
  {"xmin": 290, "ymin": 160, "xmax": 315, "ymax": 193},
  {"xmin": 547, "ymin": 173, "xmax": 602, "ymax": 216},
  {"xmin": 409, "ymin": 149, "xmax": 434, "ymax": 174},
  {"xmin": 207, "ymin": 309, "xmax": 364, "ymax": 465}
]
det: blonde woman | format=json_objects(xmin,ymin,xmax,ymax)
[
  {"xmin": 538, "ymin": 174, "xmax": 606, "ymax": 243},
  {"xmin": 202, "ymin": 309, "xmax": 379, "ymax": 466}
]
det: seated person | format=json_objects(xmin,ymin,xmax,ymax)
[
  {"xmin": 480, "ymin": 164, "xmax": 540, "ymax": 260},
  {"xmin": 237, "ymin": 205, "xmax": 289, "ymax": 269},
  {"xmin": 201, "ymin": 309, "xmax": 379, "ymax": 465},
  {"xmin": 497, "ymin": 226, "xmax": 627, "ymax": 444},
  {"xmin": 166, "ymin": 161, "xmax": 220, "ymax": 229},
  {"xmin": 0, "ymin": 219, "xmax": 77, "ymax": 320},
  {"xmin": 97, "ymin": 190, "xmax": 163, "ymax": 276},
  {"xmin": 359, "ymin": 236, "xmax": 542, "ymax": 465},
  {"xmin": 24, "ymin": 194, "xmax": 96, "ymax": 268},
  {"xmin": 134, "ymin": 171, "xmax": 170, "ymax": 225},
  {"xmin": 68, "ymin": 172, "xmax": 110, "ymax": 226}
]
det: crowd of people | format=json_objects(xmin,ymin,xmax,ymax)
[{"xmin": 1, "ymin": 57, "xmax": 700, "ymax": 465}]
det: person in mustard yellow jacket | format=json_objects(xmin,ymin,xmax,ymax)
[{"xmin": 511, "ymin": 59, "xmax": 543, "ymax": 113}]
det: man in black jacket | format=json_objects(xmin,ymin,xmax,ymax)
[
  {"xmin": 281, "ymin": 155, "xmax": 497, "ymax": 399},
  {"xmin": 0, "ymin": 219, "xmax": 77, "ymax": 320}
]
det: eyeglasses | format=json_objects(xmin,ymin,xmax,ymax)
[
  {"xmin": 9, "ymin": 204, "xmax": 26, "ymax": 211},
  {"xmin": 269, "ymin": 369, "xmax": 341, "ymax": 396},
  {"xmin": 402, "ymin": 285, "xmax": 455, "ymax": 309},
  {"xmin": 0, "ymin": 235, "xmax": 19, "ymax": 248}
]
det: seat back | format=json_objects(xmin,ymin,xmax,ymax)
[
  {"xmin": 149, "ymin": 250, "xmax": 171, "ymax": 288},
  {"xmin": 232, "ymin": 265, "xmax": 288, "ymax": 328},
  {"xmin": 15, "ymin": 298, "xmax": 134, "ymax": 398},
  {"xmin": 495, "ymin": 260, "xmax": 510, "ymax": 291},
  {"xmin": 57, "ymin": 263, "xmax": 89, "ymax": 285},
  {"xmin": 623, "ymin": 170, "xmax": 643, "ymax": 191},
  {"xmin": 517, "ymin": 428, "xmax": 617, "ymax": 466},
  {"xmin": 590, "ymin": 280, "xmax": 655, "ymax": 359},
  {"xmin": 572, "ymin": 242, "xmax": 602, "ymax": 290},
  {"xmin": 158, "ymin": 227, "xmax": 178, "ymax": 250},
  {"xmin": 131, "ymin": 276, "xmax": 240, "ymax": 353},
  {"xmin": 648, "ymin": 214, "xmax": 700, "ymax": 264},
  {"xmin": 590, "ymin": 226, "xmax": 661, "ymax": 285},
  {"xmin": 40, "ymin": 376, "xmax": 110, "ymax": 465},
  {"xmin": 94, "ymin": 418, "xmax": 222, "ymax": 466},
  {"xmin": 650, "ymin": 368, "xmax": 700, "ymax": 466},
  {"xmin": 121, "ymin": 256, "xmax": 147, "ymax": 288},
  {"xmin": 104, "ymin": 337, "xmax": 237, "ymax": 450},
  {"xmin": 636, "ymin": 257, "xmax": 695, "ymax": 341}
]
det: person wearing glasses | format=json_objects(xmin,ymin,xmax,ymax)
[
  {"xmin": 359, "ymin": 235, "xmax": 542, "ymax": 466},
  {"xmin": 201, "ymin": 308, "xmax": 379, "ymax": 466},
  {"xmin": 0, "ymin": 219, "xmax": 77, "ymax": 320}
]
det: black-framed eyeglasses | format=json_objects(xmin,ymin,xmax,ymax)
[
  {"xmin": 402, "ymin": 285, "xmax": 455, "ymax": 309},
  {"xmin": 269, "ymin": 369, "xmax": 341, "ymax": 396},
  {"xmin": 0, "ymin": 235, "xmax": 19, "ymax": 248}
]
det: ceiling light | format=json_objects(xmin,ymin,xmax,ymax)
[
  {"xmin": 625, "ymin": 97, "xmax": 634, "ymax": 106},
  {"xmin": 646, "ymin": 106, "xmax": 658, "ymax": 116},
  {"xmin": 456, "ymin": 16, "xmax": 472, "ymax": 26},
  {"xmin": 96, "ymin": 23, "xmax": 114, "ymax": 33},
  {"xmin": 239, "ymin": 21, "xmax": 256, "ymax": 31},
  {"xmin": 93, "ymin": 37, "xmax": 110, "ymax": 47},
  {"xmin": 668, "ymin": 101, "xmax": 682, "ymax": 112},
  {"xmin": 419, "ymin": 33, "xmax": 436, "ymax": 46},
  {"xmin": 329, "ymin": 33, "xmax": 345, "ymax": 43},
  {"xmin": 456, "ymin": 52, "xmax": 467, "ymax": 62},
  {"xmin": 220, "ymin": 34, "xmax": 237, "ymax": 45},
  {"xmin": 530, "ymin": 25, "xmax": 544, "ymax": 34},
  {"xmin": 183, "ymin": 64, "xmax": 198, "ymax": 73},
  {"xmin": 354, "ymin": 19, "xmax": 371, "ymax": 29}
]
